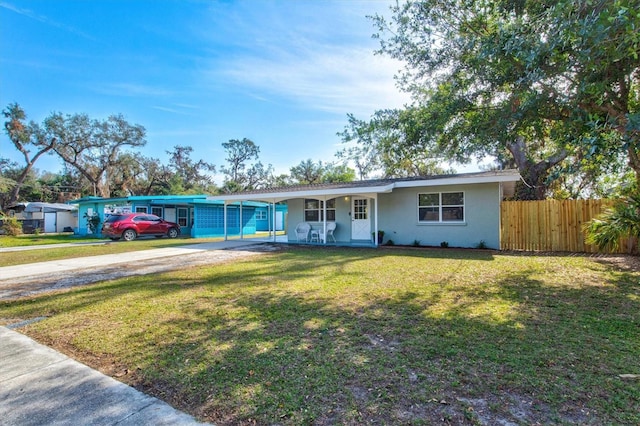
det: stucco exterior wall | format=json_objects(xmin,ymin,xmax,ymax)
[
  {"xmin": 286, "ymin": 199, "xmax": 305, "ymax": 241},
  {"xmin": 377, "ymin": 182, "xmax": 502, "ymax": 249}
]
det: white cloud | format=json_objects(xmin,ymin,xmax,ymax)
[
  {"xmin": 199, "ymin": 0, "xmax": 410, "ymax": 118},
  {"xmin": 94, "ymin": 83, "xmax": 174, "ymax": 98},
  {"xmin": 221, "ymin": 46, "xmax": 408, "ymax": 116},
  {"xmin": 0, "ymin": 1, "xmax": 96, "ymax": 40}
]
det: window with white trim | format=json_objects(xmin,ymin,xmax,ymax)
[
  {"xmin": 135, "ymin": 206, "xmax": 148, "ymax": 213},
  {"xmin": 304, "ymin": 199, "xmax": 336, "ymax": 222},
  {"xmin": 255, "ymin": 210, "xmax": 267, "ymax": 220},
  {"xmin": 151, "ymin": 206, "xmax": 163, "ymax": 217},
  {"xmin": 177, "ymin": 208, "xmax": 188, "ymax": 227},
  {"xmin": 418, "ymin": 192, "xmax": 464, "ymax": 222}
]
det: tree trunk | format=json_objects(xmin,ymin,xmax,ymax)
[{"xmin": 507, "ymin": 136, "xmax": 567, "ymax": 200}]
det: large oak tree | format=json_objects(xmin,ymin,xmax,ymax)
[
  {"xmin": 2, "ymin": 103, "xmax": 57, "ymax": 205},
  {"xmin": 344, "ymin": 0, "xmax": 640, "ymax": 199}
]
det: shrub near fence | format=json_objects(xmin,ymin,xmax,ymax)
[{"xmin": 500, "ymin": 199, "xmax": 635, "ymax": 254}]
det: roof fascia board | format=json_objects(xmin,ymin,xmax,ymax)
[
  {"xmin": 208, "ymin": 183, "xmax": 395, "ymax": 202},
  {"xmin": 393, "ymin": 174, "xmax": 520, "ymax": 188}
]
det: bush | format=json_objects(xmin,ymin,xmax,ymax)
[
  {"xmin": 584, "ymin": 191, "xmax": 640, "ymax": 254},
  {"xmin": 440, "ymin": 241, "xmax": 449, "ymax": 248},
  {"xmin": 84, "ymin": 212, "xmax": 101, "ymax": 235},
  {"xmin": 412, "ymin": 239, "xmax": 421, "ymax": 247},
  {"xmin": 1, "ymin": 216, "xmax": 22, "ymax": 236}
]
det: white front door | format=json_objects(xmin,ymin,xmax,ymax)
[{"xmin": 351, "ymin": 197, "xmax": 371, "ymax": 240}]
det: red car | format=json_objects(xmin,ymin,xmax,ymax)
[{"xmin": 101, "ymin": 213, "xmax": 180, "ymax": 241}]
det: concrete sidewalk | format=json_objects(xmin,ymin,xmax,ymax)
[
  {"xmin": 0, "ymin": 239, "xmax": 264, "ymax": 281},
  {"xmin": 0, "ymin": 326, "xmax": 205, "ymax": 425}
]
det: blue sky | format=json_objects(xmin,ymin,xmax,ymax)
[{"xmin": 0, "ymin": 0, "xmax": 414, "ymax": 182}]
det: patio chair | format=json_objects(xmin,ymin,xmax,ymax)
[
  {"xmin": 319, "ymin": 222, "xmax": 337, "ymax": 243},
  {"xmin": 295, "ymin": 222, "xmax": 311, "ymax": 242}
]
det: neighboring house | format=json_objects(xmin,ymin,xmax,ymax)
[
  {"xmin": 72, "ymin": 195, "xmax": 286, "ymax": 238},
  {"xmin": 208, "ymin": 170, "xmax": 521, "ymax": 249},
  {"xmin": 5, "ymin": 202, "xmax": 78, "ymax": 234}
]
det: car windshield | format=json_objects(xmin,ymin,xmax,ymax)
[{"xmin": 105, "ymin": 214, "xmax": 128, "ymax": 223}]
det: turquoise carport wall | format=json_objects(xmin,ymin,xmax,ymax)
[{"xmin": 191, "ymin": 200, "xmax": 263, "ymax": 238}]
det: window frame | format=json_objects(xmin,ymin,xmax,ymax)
[
  {"xmin": 418, "ymin": 191, "xmax": 465, "ymax": 223},
  {"xmin": 177, "ymin": 207, "xmax": 188, "ymax": 227},
  {"xmin": 255, "ymin": 210, "xmax": 268, "ymax": 220},
  {"xmin": 304, "ymin": 198, "xmax": 336, "ymax": 222}
]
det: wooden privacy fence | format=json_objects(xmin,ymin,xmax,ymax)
[{"xmin": 500, "ymin": 199, "xmax": 633, "ymax": 254}]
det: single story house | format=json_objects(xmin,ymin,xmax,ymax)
[
  {"xmin": 207, "ymin": 170, "xmax": 521, "ymax": 249},
  {"xmin": 72, "ymin": 195, "xmax": 286, "ymax": 238},
  {"xmin": 5, "ymin": 202, "xmax": 78, "ymax": 234}
]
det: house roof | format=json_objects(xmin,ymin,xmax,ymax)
[
  {"xmin": 71, "ymin": 195, "xmax": 209, "ymax": 206},
  {"xmin": 208, "ymin": 169, "xmax": 521, "ymax": 203},
  {"xmin": 8, "ymin": 202, "xmax": 77, "ymax": 213}
]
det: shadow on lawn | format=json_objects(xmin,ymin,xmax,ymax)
[
  {"xmin": 132, "ymin": 259, "xmax": 638, "ymax": 423},
  {"xmin": 5, "ymin": 247, "xmax": 639, "ymax": 425}
]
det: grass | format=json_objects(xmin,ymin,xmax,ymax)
[
  {"xmin": 0, "ymin": 233, "xmax": 105, "ymax": 247},
  {"xmin": 1, "ymin": 246, "xmax": 638, "ymax": 424}
]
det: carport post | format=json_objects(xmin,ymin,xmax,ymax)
[
  {"xmin": 223, "ymin": 201, "xmax": 228, "ymax": 241},
  {"xmin": 374, "ymin": 194, "xmax": 379, "ymax": 247},
  {"xmin": 322, "ymin": 197, "xmax": 327, "ymax": 245},
  {"xmin": 272, "ymin": 200, "xmax": 277, "ymax": 242},
  {"xmin": 239, "ymin": 201, "xmax": 243, "ymax": 240}
]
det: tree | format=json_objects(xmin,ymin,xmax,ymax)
[
  {"xmin": 289, "ymin": 159, "xmax": 357, "ymax": 184},
  {"xmin": 338, "ymin": 110, "xmax": 455, "ymax": 179},
  {"xmin": 135, "ymin": 156, "xmax": 174, "ymax": 195},
  {"xmin": 220, "ymin": 138, "xmax": 273, "ymax": 192},
  {"xmin": 166, "ymin": 145, "xmax": 216, "ymax": 194},
  {"xmin": 289, "ymin": 159, "xmax": 326, "ymax": 184},
  {"xmin": 47, "ymin": 112, "xmax": 146, "ymax": 197},
  {"xmin": 2, "ymin": 103, "xmax": 57, "ymax": 205},
  {"xmin": 549, "ymin": 0, "xmax": 640, "ymax": 184},
  {"xmin": 321, "ymin": 163, "xmax": 357, "ymax": 183},
  {"xmin": 361, "ymin": 0, "xmax": 640, "ymax": 199}
]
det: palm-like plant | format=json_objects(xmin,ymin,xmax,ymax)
[{"xmin": 584, "ymin": 192, "xmax": 640, "ymax": 254}]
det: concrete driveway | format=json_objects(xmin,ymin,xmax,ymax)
[{"xmin": 0, "ymin": 240, "xmax": 275, "ymax": 300}]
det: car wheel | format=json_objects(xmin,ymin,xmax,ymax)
[
  {"xmin": 122, "ymin": 229, "xmax": 137, "ymax": 241},
  {"xmin": 167, "ymin": 227, "xmax": 179, "ymax": 239}
]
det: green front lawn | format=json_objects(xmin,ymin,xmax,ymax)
[
  {"xmin": 0, "ymin": 234, "xmax": 105, "ymax": 247},
  {"xmin": 1, "ymin": 247, "xmax": 638, "ymax": 424}
]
